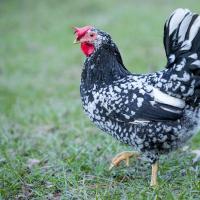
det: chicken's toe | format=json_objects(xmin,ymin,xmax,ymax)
[{"xmin": 109, "ymin": 151, "xmax": 139, "ymax": 170}]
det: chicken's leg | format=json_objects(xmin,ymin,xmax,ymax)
[
  {"xmin": 109, "ymin": 151, "xmax": 139, "ymax": 170},
  {"xmin": 150, "ymin": 161, "xmax": 158, "ymax": 186}
]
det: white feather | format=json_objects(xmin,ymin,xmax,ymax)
[
  {"xmin": 152, "ymin": 87, "xmax": 185, "ymax": 109},
  {"xmin": 160, "ymin": 106, "xmax": 182, "ymax": 113},
  {"xmin": 189, "ymin": 16, "xmax": 200, "ymax": 42},
  {"xmin": 168, "ymin": 9, "xmax": 191, "ymax": 35},
  {"xmin": 169, "ymin": 54, "xmax": 175, "ymax": 63},
  {"xmin": 181, "ymin": 40, "xmax": 192, "ymax": 50},
  {"xmin": 178, "ymin": 14, "xmax": 193, "ymax": 42},
  {"xmin": 191, "ymin": 60, "xmax": 200, "ymax": 67},
  {"xmin": 189, "ymin": 53, "xmax": 198, "ymax": 59},
  {"xmin": 130, "ymin": 120, "xmax": 150, "ymax": 125}
]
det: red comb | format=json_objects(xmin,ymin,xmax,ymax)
[{"xmin": 73, "ymin": 26, "xmax": 92, "ymax": 40}]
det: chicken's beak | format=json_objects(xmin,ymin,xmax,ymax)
[
  {"xmin": 73, "ymin": 26, "xmax": 80, "ymax": 44},
  {"xmin": 73, "ymin": 38, "xmax": 80, "ymax": 44}
]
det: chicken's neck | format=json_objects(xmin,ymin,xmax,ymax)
[{"xmin": 81, "ymin": 43, "xmax": 130, "ymax": 90}]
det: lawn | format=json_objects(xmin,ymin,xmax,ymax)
[{"xmin": 0, "ymin": 0, "xmax": 200, "ymax": 199}]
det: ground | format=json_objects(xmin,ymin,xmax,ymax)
[{"xmin": 0, "ymin": 0, "xmax": 200, "ymax": 199}]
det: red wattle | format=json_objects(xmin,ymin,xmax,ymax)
[{"xmin": 81, "ymin": 43, "xmax": 95, "ymax": 57}]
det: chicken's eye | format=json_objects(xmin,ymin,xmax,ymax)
[{"xmin": 90, "ymin": 33, "xmax": 95, "ymax": 37}]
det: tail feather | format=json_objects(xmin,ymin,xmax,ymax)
[
  {"xmin": 164, "ymin": 8, "xmax": 191, "ymax": 58},
  {"xmin": 163, "ymin": 8, "xmax": 200, "ymax": 106},
  {"xmin": 188, "ymin": 16, "xmax": 200, "ymax": 43},
  {"xmin": 164, "ymin": 9, "xmax": 200, "ymax": 59}
]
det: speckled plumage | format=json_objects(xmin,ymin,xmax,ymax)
[{"xmin": 79, "ymin": 8, "xmax": 200, "ymax": 164}]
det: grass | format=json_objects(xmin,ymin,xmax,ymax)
[{"xmin": 0, "ymin": 0, "xmax": 200, "ymax": 199}]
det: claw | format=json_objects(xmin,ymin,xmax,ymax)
[
  {"xmin": 109, "ymin": 151, "xmax": 139, "ymax": 170},
  {"xmin": 109, "ymin": 163, "xmax": 115, "ymax": 171}
]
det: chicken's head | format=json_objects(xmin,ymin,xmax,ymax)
[{"xmin": 73, "ymin": 26, "xmax": 111, "ymax": 57}]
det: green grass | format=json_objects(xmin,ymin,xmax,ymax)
[{"xmin": 0, "ymin": 0, "xmax": 200, "ymax": 199}]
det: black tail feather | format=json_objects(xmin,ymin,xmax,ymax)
[{"xmin": 164, "ymin": 8, "xmax": 200, "ymax": 105}]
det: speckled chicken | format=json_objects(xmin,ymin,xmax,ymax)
[{"xmin": 74, "ymin": 8, "xmax": 200, "ymax": 186}]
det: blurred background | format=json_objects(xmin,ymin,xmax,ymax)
[{"xmin": 0, "ymin": 0, "xmax": 200, "ymax": 199}]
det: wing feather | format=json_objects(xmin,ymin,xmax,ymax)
[{"xmin": 104, "ymin": 83, "xmax": 185, "ymax": 122}]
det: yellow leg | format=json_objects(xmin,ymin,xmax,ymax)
[
  {"xmin": 150, "ymin": 161, "xmax": 158, "ymax": 187},
  {"xmin": 109, "ymin": 151, "xmax": 139, "ymax": 170}
]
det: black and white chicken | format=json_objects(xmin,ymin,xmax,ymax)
[{"xmin": 74, "ymin": 8, "xmax": 200, "ymax": 186}]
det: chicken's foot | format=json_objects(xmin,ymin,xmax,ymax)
[{"xmin": 109, "ymin": 151, "xmax": 139, "ymax": 170}]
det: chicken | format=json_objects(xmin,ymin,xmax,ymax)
[{"xmin": 74, "ymin": 8, "xmax": 200, "ymax": 186}]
